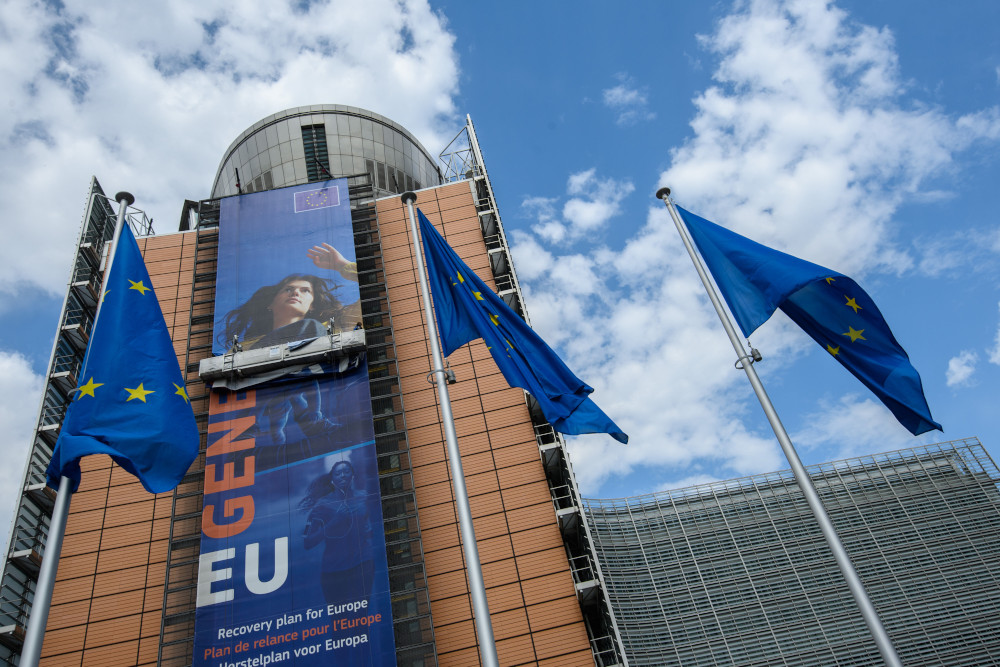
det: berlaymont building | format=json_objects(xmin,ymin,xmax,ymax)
[{"xmin": 1, "ymin": 105, "xmax": 999, "ymax": 666}]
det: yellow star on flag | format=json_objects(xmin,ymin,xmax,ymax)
[
  {"xmin": 844, "ymin": 296, "xmax": 862, "ymax": 313},
  {"xmin": 842, "ymin": 326, "xmax": 866, "ymax": 343},
  {"xmin": 129, "ymin": 279, "xmax": 151, "ymax": 295},
  {"xmin": 173, "ymin": 383, "xmax": 190, "ymax": 403},
  {"xmin": 473, "ymin": 291, "xmax": 484, "ymax": 301},
  {"xmin": 75, "ymin": 377, "xmax": 104, "ymax": 399},
  {"xmin": 125, "ymin": 383, "xmax": 155, "ymax": 402},
  {"xmin": 825, "ymin": 277, "xmax": 835, "ymax": 284},
  {"xmin": 827, "ymin": 344, "xmax": 840, "ymax": 356},
  {"xmin": 489, "ymin": 313, "xmax": 500, "ymax": 326}
]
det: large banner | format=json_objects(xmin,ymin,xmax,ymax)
[
  {"xmin": 212, "ymin": 180, "xmax": 362, "ymax": 356},
  {"xmin": 194, "ymin": 181, "xmax": 396, "ymax": 666}
]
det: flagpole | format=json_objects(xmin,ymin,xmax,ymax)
[
  {"xmin": 401, "ymin": 192, "xmax": 500, "ymax": 667},
  {"xmin": 19, "ymin": 191, "xmax": 135, "ymax": 667},
  {"xmin": 657, "ymin": 188, "xmax": 903, "ymax": 667}
]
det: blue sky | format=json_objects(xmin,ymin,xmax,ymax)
[{"xmin": 0, "ymin": 0, "xmax": 997, "ymax": 537}]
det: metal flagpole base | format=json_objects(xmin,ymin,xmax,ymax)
[{"xmin": 19, "ymin": 475, "xmax": 73, "ymax": 666}]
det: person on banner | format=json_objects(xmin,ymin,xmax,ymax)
[
  {"xmin": 300, "ymin": 458, "xmax": 376, "ymax": 605},
  {"xmin": 217, "ymin": 243, "xmax": 362, "ymax": 446},
  {"xmin": 219, "ymin": 243, "xmax": 362, "ymax": 349}
]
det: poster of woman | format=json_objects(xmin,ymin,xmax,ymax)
[
  {"xmin": 212, "ymin": 180, "xmax": 362, "ymax": 356},
  {"xmin": 194, "ymin": 180, "xmax": 396, "ymax": 666}
]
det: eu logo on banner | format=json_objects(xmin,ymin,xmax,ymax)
[
  {"xmin": 677, "ymin": 205, "xmax": 941, "ymax": 437},
  {"xmin": 46, "ymin": 225, "xmax": 200, "ymax": 493},
  {"xmin": 294, "ymin": 186, "xmax": 341, "ymax": 212},
  {"xmin": 417, "ymin": 208, "xmax": 627, "ymax": 443}
]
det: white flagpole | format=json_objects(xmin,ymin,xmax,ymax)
[
  {"xmin": 19, "ymin": 192, "xmax": 134, "ymax": 667},
  {"xmin": 657, "ymin": 188, "xmax": 903, "ymax": 667},
  {"xmin": 400, "ymin": 193, "xmax": 499, "ymax": 667}
]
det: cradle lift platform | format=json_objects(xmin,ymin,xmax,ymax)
[{"xmin": 198, "ymin": 329, "xmax": 366, "ymax": 390}]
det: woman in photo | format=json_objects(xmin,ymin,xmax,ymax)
[
  {"xmin": 218, "ymin": 243, "xmax": 361, "ymax": 349},
  {"xmin": 300, "ymin": 459, "xmax": 375, "ymax": 605}
]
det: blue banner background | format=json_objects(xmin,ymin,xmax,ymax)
[
  {"xmin": 212, "ymin": 180, "xmax": 361, "ymax": 356},
  {"xmin": 195, "ymin": 182, "xmax": 395, "ymax": 666},
  {"xmin": 194, "ymin": 361, "xmax": 396, "ymax": 666}
]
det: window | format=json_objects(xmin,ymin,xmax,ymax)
[{"xmin": 301, "ymin": 124, "xmax": 330, "ymax": 182}]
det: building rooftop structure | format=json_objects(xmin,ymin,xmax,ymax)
[{"xmin": 210, "ymin": 105, "xmax": 442, "ymax": 200}]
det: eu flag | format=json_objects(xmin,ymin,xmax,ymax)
[
  {"xmin": 677, "ymin": 206, "xmax": 941, "ymax": 436},
  {"xmin": 417, "ymin": 209, "xmax": 627, "ymax": 443},
  {"xmin": 47, "ymin": 225, "xmax": 200, "ymax": 493}
]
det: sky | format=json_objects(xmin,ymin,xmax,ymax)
[{"xmin": 0, "ymin": 0, "xmax": 998, "ymax": 543}]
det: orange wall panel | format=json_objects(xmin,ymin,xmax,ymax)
[{"xmin": 41, "ymin": 186, "xmax": 595, "ymax": 665}]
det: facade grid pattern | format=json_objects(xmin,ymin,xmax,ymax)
[
  {"xmin": 372, "ymin": 185, "xmax": 596, "ymax": 665},
  {"xmin": 584, "ymin": 439, "xmax": 1000, "ymax": 666}
]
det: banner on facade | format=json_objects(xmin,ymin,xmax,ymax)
[
  {"xmin": 194, "ymin": 181, "xmax": 396, "ymax": 666},
  {"xmin": 212, "ymin": 180, "xmax": 362, "ymax": 357}
]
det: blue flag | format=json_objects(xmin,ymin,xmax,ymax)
[
  {"xmin": 47, "ymin": 225, "xmax": 200, "ymax": 493},
  {"xmin": 677, "ymin": 205, "xmax": 941, "ymax": 436},
  {"xmin": 418, "ymin": 209, "xmax": 627, "ymax": 443}
]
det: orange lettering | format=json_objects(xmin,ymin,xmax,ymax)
[
  {"xmin": 206, "ymin": 416, "xmax": 256, "ymax": 456},
  {"xmin": 202, "ymin": 496, "xmax": 255, "ymax": 538},
  {"xmin": 204, "ymin": 456, "xmax": 255, "ymax": 494},
  {"xmin": 209, "ymin": 389, "xmax": 256, "ymax": 413}
]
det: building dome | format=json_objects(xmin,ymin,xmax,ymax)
[{"xmin": 210, "ymin": 105, "xmax": 442, "ymax": 199}]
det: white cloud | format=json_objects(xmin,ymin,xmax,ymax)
[
  {"xmin": 1, "ymin": 0, "xmax": 460, "ymax": 296},
  {"xmin": 654, "ymin": 473, "xmax": 725, "ymax": 494},
  {"xmin": 792, "ymin": 394, "xmax": 936, "ymax": 460},
  {"xmin": 516, "ymin": 0, "xmax": 998, "ymax": 495},
  {"xmin": 602, "ymin": 73, "xmax": 656, "ymax": 126},
  {"xmin": 946, "ymin": 350, "xmax": 978, "ymax": 387},
  {"xmin": 663, "ymin": 0, "xmax": 999, "ymax": 278},
  {"xmin": 563, "ymin": 170, "xmax": 634, "ymax": 233},
  {"xmin": 0, "ymin": 352, "xmax": 45, "ymax": 553},
  {"xmin": 989, "ymin": 302, "xmax": 1000, "ymax": 366},
  {"xmin": 912, "ymin": 224, "xmax": 1000, "ymax": 279},
  {"xmin": 507, "ymin": 230, "xmax": 553, "ymax": 282},
  {"xmin": 518, "ymin": 169, "xmax": 634, "ymax": 244},
  {"xmin": 520, "ymin": 195, "xmax": 567, "ymax": 244}
]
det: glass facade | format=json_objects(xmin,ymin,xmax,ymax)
[
  {"xmin": 210, "ymin": 105, "xmax": 442, "ymax": 199},
  {"xmin": 584, "ymin": 439, "xmax": 1000, "ymax": 666}
]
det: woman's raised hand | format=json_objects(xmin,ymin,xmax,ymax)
[{"xmin": 308, "ymin": 243, "xmax": 348, "ymax": 272}]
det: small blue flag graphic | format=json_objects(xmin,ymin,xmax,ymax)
[
  {"xmin": 294, "ymin": 185, "xmax": 341, "ymax": 212},
  {"xmin": 417, "ymin": 209, "xmax": 627, "ymax": 443},
  {"xmin": 47, "ymin": 225, "xmax": 200, "ymax": 492},
  {"xmin": 677, "ymin": 205, "xmax": 941, "ymax": 436}
]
